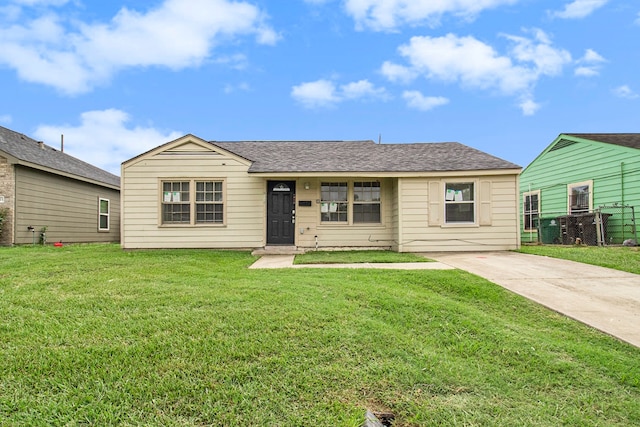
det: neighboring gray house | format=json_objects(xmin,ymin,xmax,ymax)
[
  {"xmin": 0, "ymin": 126, "xmax": 120, "ymax": 246},
  {"xmin": 121, "ymin": 134, "xmax": 521, "ymax": 252}
]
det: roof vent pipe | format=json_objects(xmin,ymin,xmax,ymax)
[
  {"xmin": 61, "ymin": 134, "xmax": 64, "ymax": 152},
  {"xmin": 38, "ymin": 141, "xmax": 44, "ymax": 149}
]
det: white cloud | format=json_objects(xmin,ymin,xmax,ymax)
[
  {"xmin": 393, "ymin": 34, "xmax": 531, "ymax": 93},
  {"xmin": 341, "ymin": 79, "xmax": 388, "ymax": 99},
  {"xmin": 382, "ymin": 30, "xmax": 572, "ymax": 115},
  {"xmin": 380, "ymin": 61, "xmax": 418, "ymax": 83},
  {"xmin": 505, "ymin": 29, "xmax": 572, "ymax": 76},
  {"xmin": 613, "ymin": 85, "xmax": 638, "ymax": 99},
  {"xmin": 291, "ymin": 79, "xmax": 340, "ymax": 108},
  {"xmin": 574, "ymin": 66, "xmax": 598, "ymax": 77},
  {"xmin": 343, "ymin": 0, "xmax": 517, "ymax": 31},
  {"xmin": 0, "ymin": 0, "xmax": 277, "ymax": 94},
  {"xmin": 581, "ymin": 48, "xmax": 605, "ymax": 63},
  {"xmin": 574, "ymin": 48, "xmax": 606, "ymax": 76},
  {"xmin": 33, "ymin": 109, "xmax": 182, "ymax": 174},
  {"xmin": 551, "ymin": 0, "xmax": 609, "ymax": 19},
  {"xmin": 292, "ymin": 78, "xmax": 387, "ymax": 108},
  {"xmin": 0, "ymin": 114, "xmax": 12, "ymax": 124},
  {"xmin": 519, "ymin": 98, "xmax": 541, "ymax": 116},
  {"xmin": 402, "ymin": 91, "xmax": 449, "ymax": 111}
]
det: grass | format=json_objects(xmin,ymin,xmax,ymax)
[
  {"xmin": 1, "ymin": 244, "xmax": 639, "ymax": 426},
  {"xmin": 518, "ymin": 244, "xmax": 640, "ymax": 274},
  {"xmin": 294, "ymin": 249, "xmax": 431, "ymax": 264}
]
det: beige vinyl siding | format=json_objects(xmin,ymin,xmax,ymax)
[
  {"xmin": 398, "ymin": 175, "xmax": 519, "ymax": 252},
  {"xmin": 294, "ymin": 178, "xmax": 395, "ymax": 250},
  {"xmin": 390, "ymin": 179, "xmax": 400, "ymax": 251},
  {"xmin": 122, "ymin": 136, "xmax": 521, "ymax": 251},
  {"xmin": 14, "ymin": 166, "xmax": 120, "ymax": 244},
  {"xmin": 122, "ymin": 148, "xmax": 265, "ymax": 249}
]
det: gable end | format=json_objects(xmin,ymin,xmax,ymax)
[
  {"xmin": 159, "ymin": 141, "xmax": 224, "ymax": 156},
  {"xmin": 549, "ymin": 139, "xmax": 578, "ymax": 152}
]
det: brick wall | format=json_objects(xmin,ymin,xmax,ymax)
[{"xmin": 0, "ymin": 156, "xmax": 14, "ymax": 245}]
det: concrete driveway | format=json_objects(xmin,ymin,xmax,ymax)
[{"xmin": 428, "ymin": 251, "xmax": 640, "ymax": 348}]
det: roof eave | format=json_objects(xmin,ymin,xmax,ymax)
[
  {"xmin": 15, "ymin": 160, "xmax": 120, "ymax": 190},
  {"xmin": 248, "ymin": 168, "xmax": 521, "ymax": 178}
]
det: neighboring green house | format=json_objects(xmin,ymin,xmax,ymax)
[{"xmin": 520, "ymin": 133, "xmax": 640, "ymax": 246}]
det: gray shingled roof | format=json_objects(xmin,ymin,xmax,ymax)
[
  {"xmin": 564, "ymin": 133, "xmax": 640, "ymax": 150},
  {"xmin": 0, "ymin": 126, "xmax": 120, "ymax": 188},
  {"xmin": 212, "ymin": 140, "xmax": 520, "ymax": 173}
]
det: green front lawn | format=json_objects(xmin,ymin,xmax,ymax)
[
  {"xmin": 294, "ymin": 249, "xmax": 431, "ymax": 264},
  {"xmin": 1, "ymin": 244, "xmax": 638, "ymax": 426},
  {"xmin": 518, "ymin": 245, "xmax": 640, "ymax": 274}
]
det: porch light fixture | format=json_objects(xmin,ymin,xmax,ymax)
[{"xmin": 304, "ymin": 182, "xmax": 310, "ymax": 190}]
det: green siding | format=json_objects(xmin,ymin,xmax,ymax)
[{"xmin": 520, "ymin": 135, "xmax": 640, "ymax": 243}]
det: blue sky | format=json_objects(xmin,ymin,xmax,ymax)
[{"xmin": 1, "ymin": 0, "xmax": 638, "ymax": 175}]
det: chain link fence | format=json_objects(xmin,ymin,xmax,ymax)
[{"xmin": 524, "ymin": 204, "xmax": 637, "ymax": 246}]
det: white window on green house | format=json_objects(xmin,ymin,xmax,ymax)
[
  {"xmin": 523, "ymin": 191, "xmax": 540, "ymax": 232},
  {"xmin": 98, "ymin": 198, "xmax": 110, "ymax": 231},
  {"xmin": 353, "ymin": 181, "xmax": 381, "ymax": 223},
  {"xmin": 444, "ymin": 182, "xmax": 475, "ymax": 223},
  {"xmin": 568, "ymin": 181, "xmax": 592, "ymax": 214},
  {"xmin": 320, "ymin": 182, "xmax": 348, "ymax": 222},
  {"xmin": 162, "ymin": 180, "xmax": 224, "ymax": 225}
]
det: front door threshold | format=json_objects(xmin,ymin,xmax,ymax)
[{"xmin": 252, "ymin": 246, "xmax": 305, "ymax": 255}]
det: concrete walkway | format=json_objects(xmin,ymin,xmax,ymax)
[
  {"xmin": 428, "ymin": 252, "xmax": 640, "ymax": 348},
  {"xmin": 250, "ymin": 252, "xmax": 640, "ymax": 348}
]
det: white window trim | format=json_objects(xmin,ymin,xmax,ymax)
[
  {"xmin": 523, "ymin": 190, "xmax": 540, "ymax": 232},
  {"xmin": 159, "ymin": 178, "xmax": 226, "ymax": 227},
  {"xmin": 443, "ymin": 180, "xmax": 477, "ymax": 226},
  {"xmin": 567, "ymin": 180, "xmax": 593, "ymax": 214},
  {"xmin": 98, "ymin": 198, "xmax": 110, "ymax": 232}
]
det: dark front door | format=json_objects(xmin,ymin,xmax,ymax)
[{"xmin": 267, "ymin": 181, "xmax": 296, "ymax": 245}]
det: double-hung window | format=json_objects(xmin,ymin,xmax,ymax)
[
  {"xmin": 444, "ymin": 182, "xmax": 475, "ymax": 223},
  {"xmin": 568, "ymin": 181, "xmax": 591, "ymax": 214},
  {"xmin": 353, "ymin": 182, "xmax": 381, "ymax": 223},
  {"xmin": 320, "ymin": 182, "xmax": 348, "ymax": 222},
  {"xmin": 98, "ymin": 198, "xmax": 110, "ymax": 231},
  {"xmin": 320, "ymin": 181, "xmax": 382, "ymax": 224},
  {"xmin": 162, "ymin": 180, "xmax": 224, "ymax": 225},
  {"xmin": 523, "ymin": 191, "xmax": 540, "ymax": 231},
  {"xmin": 162, "ymin": 181, "xmax": 191, "ymax": 224},
  {"xmin": 195, "ymin": 181, "xmax": 224, "ymax": 223}
]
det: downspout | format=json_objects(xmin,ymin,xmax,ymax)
[
  {"xmin": 528, "ymin": 183, "xmax": 532, "ymax": 243},
  {"xmin": 620, "ymin": 162, "xmax": 625, "ymax": 207},
  {"xmin": 621, "ymin": 162, "xmax": 625, "ymax": 242}
]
